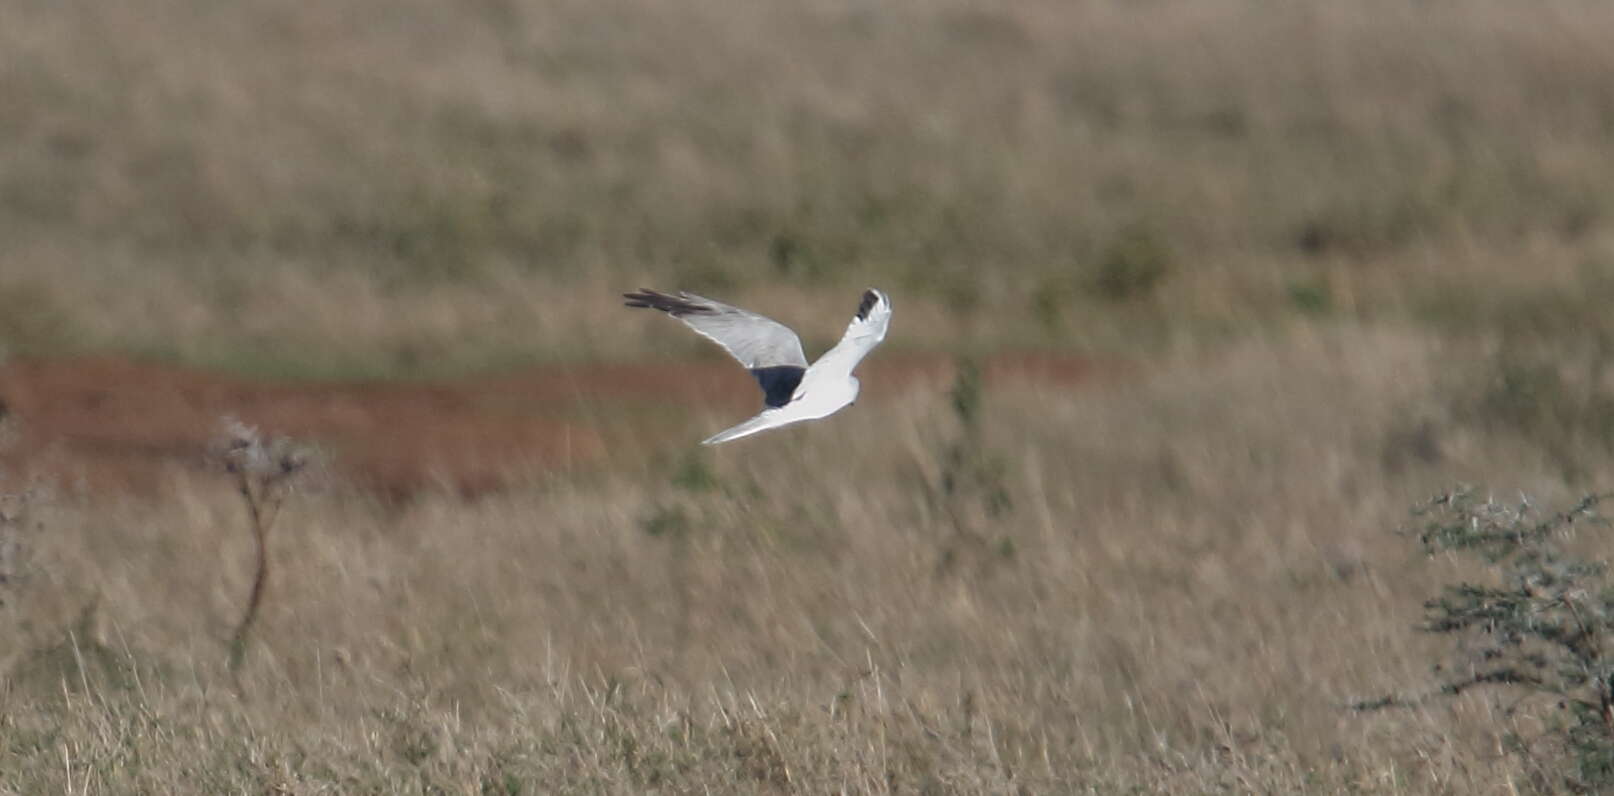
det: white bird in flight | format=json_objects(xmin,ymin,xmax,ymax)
[{"xmin": 623, "ymin": 288, "xmax": 893, "ymax": 445}]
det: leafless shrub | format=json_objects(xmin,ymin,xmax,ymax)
[{"xmin": 212, "ymin": 417, "xmax": 310, "ymax": 669}]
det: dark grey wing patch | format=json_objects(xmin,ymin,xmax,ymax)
[
  {"xmin": 750, "ymin": 365, "xmax": 806, "ymax": 408},
  {"xmin": 855, "ymin": 289, "xmax": 880, "ymax": 321}
]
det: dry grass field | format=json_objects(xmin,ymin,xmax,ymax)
[{"xmin": 6, "ymin": 0, "xmax": 1614, "ymax": 792}]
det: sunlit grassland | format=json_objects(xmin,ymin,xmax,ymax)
[{"xmin": 5, "ymin": 325, "xmax": 1613, "ymax": 792}]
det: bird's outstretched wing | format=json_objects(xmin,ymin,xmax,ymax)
[
  {"xmin": 623, "ymin": 290, "xmax": 807, "ymax": 369},
  {"xmin": 624, "ymin": 289, "xmax": 809, "ymax": 407},
  {"xmin": 701, "ymin": 407, "xmax": 803, "ymax": 445},
  {"xmin": 809, "ymin": 289, "xmax": 892, "ymax": 375}
]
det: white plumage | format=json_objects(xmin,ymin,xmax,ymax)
[{"xmin": 623, "ymin": 288, "xmax": 892, "ymax": 445}]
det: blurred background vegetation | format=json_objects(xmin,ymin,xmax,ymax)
[{"xmin": 4, "ymin": 0, "xmax": 1613, "ymax": 377}]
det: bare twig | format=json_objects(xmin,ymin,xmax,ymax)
[{"xmin": 214, "ymin": 418, "xmax": 307, "ymax": 671}]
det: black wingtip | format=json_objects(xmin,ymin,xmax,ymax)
[
  {"xmin": 622, "ymin": 288, "xmax": 651, "ymax": 308},
  {"xmin": 855, "ymin": 289, "xmax": 882, "ymax": 321},
  {"xmin": 622, "ymin": 289, "xmax": 712, "ymax": 316}
]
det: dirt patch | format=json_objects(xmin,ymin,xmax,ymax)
[{"xmin": 0, "ymin": 352, "xmax": 1102, "ymax": 498}]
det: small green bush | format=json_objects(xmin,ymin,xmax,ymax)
[
  {"xmin": 1365, "ymin": 488, "xmax": 1614, "ymax": 791},
  {"xmin": 1091, "ymin": 225, "xmax": 1172, "ymax": 302}
]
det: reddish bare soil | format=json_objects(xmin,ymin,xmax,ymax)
[{"xmin": 0, "ymin": 353, "xmax": 1101, "ymax": 498}]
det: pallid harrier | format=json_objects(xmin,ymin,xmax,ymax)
[{"xmin": 623, "ymin": 288, "xmax": 892, "ymax": 445}]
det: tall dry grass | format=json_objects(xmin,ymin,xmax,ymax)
[{"xmin": 3, "ymin": 325, "xmax": 1613, "ymax": 791}]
